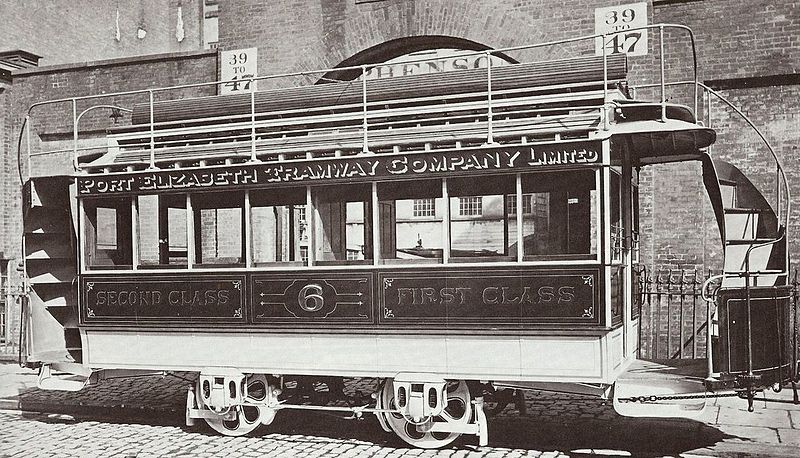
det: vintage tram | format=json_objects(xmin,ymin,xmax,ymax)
[{"xmin": 18, "ymin": 25, "xmax": 795, "ymax": 448}]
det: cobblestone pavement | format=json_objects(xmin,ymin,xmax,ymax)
[{"xmin": 3, "ymin": 364, "xmax": 800, "ymax": 457}]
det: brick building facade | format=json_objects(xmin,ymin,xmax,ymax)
[{"xmin": 1, "ymin": 0, "xmax": 798, "ymax": 354}]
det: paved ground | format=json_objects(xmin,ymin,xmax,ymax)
[{"xmin": 2, "ymin": 363, "xmax": 800, "ymax": 457}]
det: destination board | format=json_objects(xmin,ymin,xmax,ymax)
[{"xmin": 77, "ymin": 141, "xmax": 601, "ymax": 196}]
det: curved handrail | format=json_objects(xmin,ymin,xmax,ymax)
[
  {"xmin": 698, "ymin": 83, "xmax": 791, "ymax": 286},
  {"xmin": 697, "ymin": 82, "xmax": 791, "ymax": 230}
]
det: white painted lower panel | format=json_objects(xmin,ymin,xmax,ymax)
[{"xmin": 84, "ymin": 331, "xmax": 609, "ymax": 383}]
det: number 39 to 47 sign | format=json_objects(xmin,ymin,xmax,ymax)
[{"xmin": 594, "ymin": 2, "xmax": 648, "ymax": 56}]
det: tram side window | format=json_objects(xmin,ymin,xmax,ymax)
[
  {"xmin": 378, "ymin": 179, "xmax": 443, "ymax": 264},
  {"xmin": 82, "ymin": 197, "xmax": 133, "ymax": 269},
  {"xmin": 313, "ymin": 184, "xmax": 373, "ymax": 265},
  {"xmin": 137, "ymin": 194, "xmax": 188, "ymax": 267},
  {"xmin": 448, "ymin": 174, "xmax": 516, "ymax": 261},
  {"xmin": 519, "ymin": 170, "xmax": 597, "ymax": 260},
  {"xmin": 251, "ymin": 187, "xmax": 307, "ymax": 266},
  {"xmin": 192, "ymin": 192, "xmax": 244, "ymax": 267}
]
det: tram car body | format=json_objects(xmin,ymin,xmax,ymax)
[{"xmin": 19, "ymin": 26, "xmax": 795, "ymax": 448}]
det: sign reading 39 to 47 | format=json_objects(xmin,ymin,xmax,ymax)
[
  {"xmin": 220, "ymin": 47, "xmax": 258, "ymax": 94},
  {"xmin": 594, "ymin": 2, "xmax": 648, "ymax": 56}
]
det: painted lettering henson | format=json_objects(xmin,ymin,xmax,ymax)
[{"xmin": 76, "ymin": 144, "xmax": 599, "ymax": 195}]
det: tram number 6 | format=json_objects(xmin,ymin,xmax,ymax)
[{"xmin": 298, "ymin": 284, "xmax": 325, "ymax": 312}]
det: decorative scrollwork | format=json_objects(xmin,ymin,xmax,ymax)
[
  {"xmin": 87, "ymin": 308, "xmax": 96, "ymax": 318},
  {"xmin": 383, "ymin": 278, "xmax": 394, "ymax": 290},
  {"xmin": 233, "ymin": 307, "xmax": 242, "ymax": 318},
  {"xmin": 582, "ymin": 276, "xmax": 593, "ymax": 286},
  {"xmin": 582, "ymin": 306, "xmax": 595, "ymax": 318},
  {"xmin": 384, "ymin": 308, "xmax": 395, "ymax": 318},
  {"xmin": 231, "ymin": 280, "xmax": 242, "ymax": 290},
  {"xmin": 86, "ymin": 282, "xmax": 94, "ymax": 291}
]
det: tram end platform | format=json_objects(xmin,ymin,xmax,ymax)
[{"xmin": 3, "ymin": 361, "xmax": 800, "ymax": 456}]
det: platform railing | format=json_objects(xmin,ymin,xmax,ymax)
[{"xmin": 15, "ymin": 23, "xmax": 701, "ymax": 178}]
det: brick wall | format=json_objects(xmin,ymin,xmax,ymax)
[
  {"xmin": 213, "ymin": 0, "xmax": 798, "ymax": 273},
  {"xmin": 0, "ymin": 50, "xmax": 217, "ymax": 260},
  {"xmin": 217, "ymin": 0, "xmax": 643, "ymax": 88},
  {"xmin": 0, "ymin": 0, "xmax": 204, "ymax": 67}
]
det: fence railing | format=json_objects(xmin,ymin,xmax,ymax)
[{"xmin": 637, "ymin": 267, "xmax": 800, "ymax": 360}]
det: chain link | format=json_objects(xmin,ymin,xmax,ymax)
[{"xmin": 617, "ymin": 391, "xmax": 740, "ymax": 403}]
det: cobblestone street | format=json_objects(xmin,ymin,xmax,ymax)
[{"xmin": 4, "ymin": 364, "xmax": 800, "ymax": 457}]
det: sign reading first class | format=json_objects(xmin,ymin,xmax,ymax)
[{"xmin": 77, "ymin": 141, "xmax": 601, "ymax": 195}]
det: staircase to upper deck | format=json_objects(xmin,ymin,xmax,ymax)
[
  {"xmin": 701, "ymin": 152, "xmax": 792, "ymax": 391},
  {"xmin": 22, "ymin": 177, "xmax": 82, "ymax": 366}
]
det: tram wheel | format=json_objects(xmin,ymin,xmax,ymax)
[
  {"xmin": 201, "ymin": 374, "xmax": 276, "ymax": 437},
  {"xmin": 381, "ymin": 379, "xmax": 472, "ymax": 449}
]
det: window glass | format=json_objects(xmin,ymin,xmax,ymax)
[
  {"xmin": 137, "ymin": 194, "xmax": 187, "ymax": 267},
  {"xmin": 251, "ymin": 187, "xmax": 307, "ymax": 266},
  {"xmin": 448, "ymin": 175, "xmax": 516, "ymax": 261},
  {"xmin": 412, "ymin": 198, "xmax": 435, "ymax": 217},
  {"xmin": 519, "ymin": 170, "xmax": 598, "ymax": 260},
  {"xmin": 83, "ymin": 197, "xmax": 132, "ymax": 269},
  {"xmin": 378, "ymin": 179, "xmax": 443, "ymax": 264},
  {"xmin": 313, "ymin": 184, "xmax": 373, "ymax": 265},
  {"xmin": 192, "ymin": 192, "xmax": 244, "ymax": 267}
]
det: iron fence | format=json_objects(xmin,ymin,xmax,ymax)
[{"xmin": 637, "ymin": 267, "xmax": 800, "ymax": 361}]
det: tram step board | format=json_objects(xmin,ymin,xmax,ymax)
[
  {"xmin": 721, "ymin": 271, "xmax": 783, "ymax": 288},
  {"xmin": 45, "ymin": 304, "xmax": 79, "ymax": 328},
  {"xmin": 724, "ymin": 211, "xmax": 760, "ymax": 241},
  {"xmin": 26, "ymin": 179, "xmax": 72, "ymax": 209},
  {"xmin": 719, "ymin": 181, "xmax": 736, "ymax": 209},
  {"xmin": 723, "ymin": 243, "xmax": 772, "ymax": 272},
  {"xmin": 24, "ymin": 217, "xmax": 71, "ymax": 235},
  {"xmin": 26, "ymin": 241, "xmax": 73, "ymax": 260},
  {"xmin": 613, "ymin": 359, "xmax": 707, "ymax": 419},
  {"xmin": 37, "ymin": 363, "xmax": 90, "ymax": 392},
  {"xmin": 26, "ymin": 263, "xmax": 76, "ymax": 284}
]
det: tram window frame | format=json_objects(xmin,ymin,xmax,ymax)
[
  {"xmin": 610, "ymin": 169, "xmax": 623, "ymax": 263},
  {"xmin": 136, "ymin": 194, "xmax": 189, "ymax": 269},
  {"xmin": 447, "ymin": 174, "xmax": 516, "ymax": 263},
  {"xmin": 250, "ymin": 186, "xmax": 308, "ymax": 267},
  {"xmin": 378, "ymin": 179, "xmax": 444, "ymax": 265},
  {"xmin": 518, "ymin": 169, "xmax": 599, "ymax": 262},
  {"xmin": 191, "ymin": 191, "xmax": 246, "ymax": 268},
  {"xmin": 81, "ymin": 196, "xmax": 133, "ymax": 270},
  {"xmin": 312, "ymin": 183, "xmax": 374, "ymax": 266}
]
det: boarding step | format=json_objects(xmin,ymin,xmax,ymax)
[
  {"xmin": 724, "ymin": 208, "xmax": 764, "ymax": 241},
  {"xmin": 24, "ymin": 217, "xmax": 72, "ymax": 235},
  {"xmin": 723, "ymin": 242, "xmax": 773, "ymax": 272},
  {"xmin": 25, "ymin": 239, "xmax": 74, "ymax": 260},
  {"xmin": 26, "ymin": 263, "xmax": 76, "ymax": 284},
  {"xmin": 721, "ymin": 269, "xmax": 784, "ymax": 288},
  {"xmin": 613, "ymin": 358, "xmax": 707, "ymax": 419},
  {"xmin": 37, "ymin": 362, "xmax": 91, "ymax": 392},
  {"xmin": 719, "ymin": 179, "xmax": 736, "ymax": 209},
  {"xmin": 44, "ymin": 304, "xmax": 79, "ymax": 328}
]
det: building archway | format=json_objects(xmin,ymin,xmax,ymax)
[{"xmin": 318, "ymin": 35, "xmax": 517, "ymax": 83}]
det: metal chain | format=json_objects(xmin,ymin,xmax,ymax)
[{"xmin": 617, "ymin": 391, "xmax": 740, "ymax": 403}]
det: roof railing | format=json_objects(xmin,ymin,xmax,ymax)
[{"xmin": 18, "ymin": 24, "xmax": 699, "ymax": 179}]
